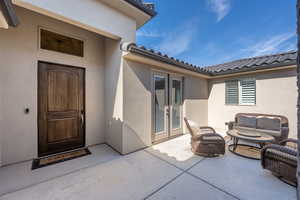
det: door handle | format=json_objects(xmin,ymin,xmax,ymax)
[
  {"xmin": 166, "ymin": 107, "xmax": 170, "ymax": 116},
  {"xmin": 80, "ymin": 111, "xmax": 84, "ymax": 127}
]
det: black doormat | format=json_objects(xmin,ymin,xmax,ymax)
[{"xmin": 32, "ymin": 148, "xmax": 91, "ymax": 170}]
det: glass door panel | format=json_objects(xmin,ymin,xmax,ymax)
[
  {"xmin": 170, "ymin": 77, "xmax": 183, "ymax": 135},
  {"xmin": 153, "ymin": 73, "xmax": 168, "ymax": 141},
  {"xmin": 152, "ymin": 72, "xmax": 183, "ymax": 143}
]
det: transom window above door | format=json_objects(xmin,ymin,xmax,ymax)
[
  {"xmin": 40, "ymin": 29, "xmax": 84, "ymax": 57},
  {"xmin": 225, "ymin": 78, "xmax": 256, "ymax": 106}
]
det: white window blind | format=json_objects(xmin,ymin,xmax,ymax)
[
  {"xmin": 225, "ymin": 78, "xmax": 256, "ymax": 105},
  {"xmin": 225, "ymin": 80, "xmax": 239, "ymax": 105},
  {"xmin": 239, "ymin": 79, "xmax": 256, "ymax": 105}
]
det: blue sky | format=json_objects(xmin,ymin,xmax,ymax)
[{"xmin": 136, "ymin": 0, "xmax": 297, "ymax": 66}]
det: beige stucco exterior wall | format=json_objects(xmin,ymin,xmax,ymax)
[
  {"xmin": 104, "ymin": 39, "xmax": 125, "ymax": 153},
  {"xmin": 121, "ymin": 60, "xmax": 209, "ymax": 154},
  {"xmin": 122, "ymin": 60, "xmax": 152, "ymax": 154},
  {"xmin": 12, "ymin": 0, "xmax": 137, "ymax": 40},
  {"xmin": 0, "ymin": 7, "xmax": 107, "ymax": 165},
  {"xmin": 208, "ymin": 69, "xmax": 297, "ymax": 138},
  {"xmin": 183, "ymin": 76, "xmax": 209, "ymax": 133},
  {"xmin": 103, "ymin": 26, "xmax": 136, "ymax": 154}
]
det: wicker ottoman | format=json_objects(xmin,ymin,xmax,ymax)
[{"xmin": 261, "ymin": 139, "xmax": 298, "ymax": 186}]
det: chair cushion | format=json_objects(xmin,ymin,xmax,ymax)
[
  {"xmin": 202, "ymin": 136, "xmax": 223, "ymax": 140},
  {"xmin": 237, "ymin": 115, "xmax": 257, "ymax": 128},
  {"xmin": 257, "ymin": 116, "xmax": 281, "ymax": 131}
]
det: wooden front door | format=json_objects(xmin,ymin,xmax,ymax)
[{"xmin": 38, "ymin": 61, "xmax": 85, "ymax": 157}]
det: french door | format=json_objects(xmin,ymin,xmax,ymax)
[{"xmin": 152, "ymin": 71, "xmax": 183, "ymax": 142}]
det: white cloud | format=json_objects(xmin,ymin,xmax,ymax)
[
  {"xmin": 137, "ymin": 30, "xmax": 164, "ymax": 38},
  {"xmin": 207, "ymin": 0, "xmax": 231, "ymax": 22},
  {"xmin": 196, "ymin": 32, "xmax": 296, "ymax": 66},
  {"xmin": 155, "ymin": 21, "xmax": 198, "ymax": 57},
  {"xmin": 242, "ymin": 32, "xmax": 296, "ymax": 57},
  {"xmin": 278, "ymin": 41, "xmax": 297, "ymax": 52}
]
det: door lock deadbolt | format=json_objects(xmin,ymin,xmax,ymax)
[{"xmin": 24, "ymin": 108, "xmax": 30, "ymax": 114}]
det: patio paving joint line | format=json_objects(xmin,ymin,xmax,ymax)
[
  {"xmin": 186, "ymin": 171, "xmax": 241, "ymax": 200},
  {"xmin": 142, "ymin": 150, "xmax": 209, "ymax": 199},
  {"xmin": 143, "ymin": 171, "xmax": 186, "ymax": 200},
  {"xmin": 143, "ymin": 149, "xmax": 241, "ymax": 200},
  {"xmin": 143, "ymin": 158, "xmax": 207, "ymax": 200}
]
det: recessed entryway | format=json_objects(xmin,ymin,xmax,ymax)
[
  {"xmin": 38, "ymin": 61, "xmax": 86, "ymax": 157},
  {"xmin": 152, "ymin": 71, "xmax": 183, "ymax": 143}
]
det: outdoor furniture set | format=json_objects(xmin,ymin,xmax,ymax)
[{"xmin": 184, "ymin": 113, "xmax": 298, "ymax": 187}]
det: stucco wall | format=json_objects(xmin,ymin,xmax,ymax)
[
  {"xmin": 13, "ymin": 0, "xmax": 137, "ymax": 40},
  {"xmin": 122, "ymin": 60, "xmax": 209, "ymax": 154},
  {"xmin": 208, "ymin": 69, "xmax": 297, "ymax": 138},
  {"xmin": 0, "ymin": 7, "xmax": 106, "ymax": 165},
  {"xmin": 104, "ymin": 39, "xmax": 125, "ymax": 153},
  {"xmin": 183, "ymin": 76, "xmax": 209, "ymax": 133},
  {"xmin": 122, "ymin": 60, "xmax": 152, "ymax": 154}
]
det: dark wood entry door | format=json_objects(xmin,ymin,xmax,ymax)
[{"xmin": 38, "ymin": 61, "xmax": 85, "ymax": 157}]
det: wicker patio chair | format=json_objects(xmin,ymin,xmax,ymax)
[
  {"xmin": 261, "ymin": 138, "xmax": 298, "ymax": 186},
  {"xmin": 184, "ymin": 118, "xmax": 225, "ymax": 157}
]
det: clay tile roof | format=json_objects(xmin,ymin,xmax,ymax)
[
  {"xmin": 121, "ymin": 42, "xmax": 297, "ymax": 77},
  {"xmin": 123, "ymin": 0, "xmax": 156, "ymax": 17},
  {"xmin": 121, "ymin": 43, "xmax": 212, "ymax": 75},
  {"xmin": 204, "ymin": 51, "xmax": 297, "ymax": 75}
]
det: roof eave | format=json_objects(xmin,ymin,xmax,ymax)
[
  {"xmin": 121, "ymin": 43, "xmax": 297, "ymax": 79},
  {"xmin": 124, "ymin": 44, "xmax": 212, "ymax": 76},
  {"xmin": 123, "ymin": 0, "xmax": 157, "ymax": 17},
  {"xmin": 0, "ymin": 0, "xmax": 19, "ymax": 27},
  {"xmin": 210, "ymin": 62, "xmax": 297, "ymax": 76}
]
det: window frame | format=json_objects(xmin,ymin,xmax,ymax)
[
  {"xmin": 225, "ymin": 78, "xmax": 256, "ymax": 106},
  {"xmin": 225, "ymin": 79, "xmax": 239, "ymax": 105},
  {"xmin": 38, "ymin": 26, "xmax": 85, "ymax": 57},
  {"xmin": 239, "ymin": 78, "xmax": 256, "ymax": 106}
]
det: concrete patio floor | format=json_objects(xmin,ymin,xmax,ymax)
[{"xmin": 0, "ymin": 134, "xmax": 297, "ymax": 200}]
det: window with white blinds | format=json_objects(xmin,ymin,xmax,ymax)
[
  {"xmin": 225, "ymin": 78, "xmax": 256, "ymax": 105},
  {"xmin": 239, "ymin": 79, "xmax": 256, "ymax": 105},
  {"xmin": 225, "ymin": 80, "xmax": 239, "ymax": 105}
]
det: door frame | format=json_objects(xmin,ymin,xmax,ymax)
[
  {"xmin": 169, "ymin": 75, "xmax": 184, "ymax": 136},
  {"xmin": 151, "ymin": 69, "xmax": 184, "ymax": 143},
  {"xmin": 37, "ymin": 60, "xmax": 86, "ymax": 157},
  {"xmin": 151, "ymin": 71, "xmax": 169, "ymax": 142}
]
